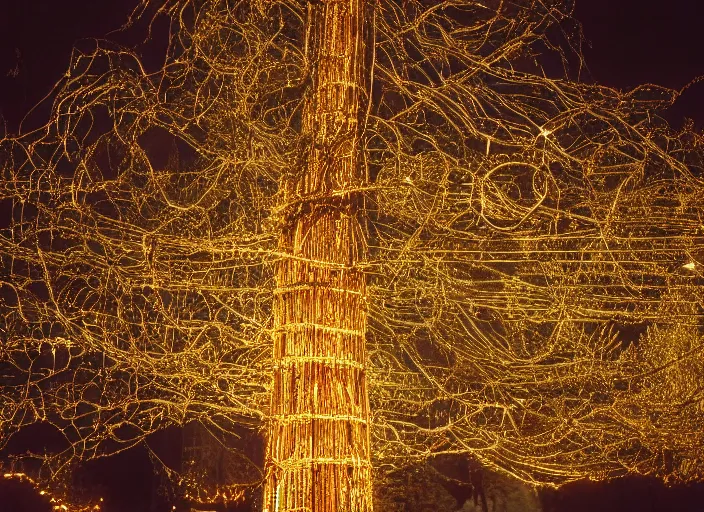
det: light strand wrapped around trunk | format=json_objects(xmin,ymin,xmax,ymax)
[{"xmin": 263, "ymin": 1, "xmax": 374, "ymax": 510}]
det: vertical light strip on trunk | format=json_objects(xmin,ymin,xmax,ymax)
[{"xmin": 263, "ymin": 1, "xmax": 373, "ymax": 511}]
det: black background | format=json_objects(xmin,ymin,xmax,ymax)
[{"xmin": 1, "ymin": 1, "xmax": 703, "ymax": 511}]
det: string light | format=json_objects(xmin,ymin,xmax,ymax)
[
  {"xmin": 1, "ymin": 0, "xmax": 702, "ymax": 509},
  {"xmin": 2, "ymin": 472, "xmax": 103, "ymax": 511}
]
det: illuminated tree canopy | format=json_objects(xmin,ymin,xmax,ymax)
[{"xmin": 1, "ymin": 0, "xmax": 703, "ymax": 509}]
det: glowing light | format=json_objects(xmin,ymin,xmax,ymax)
[{"xmin": 1, "ymin": 0, "xmax": 703, "ymax": 509}]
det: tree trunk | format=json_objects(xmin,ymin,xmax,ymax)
[{"xmin": 263, "ymin": 1, "xmax": 373, "ymax": 511}]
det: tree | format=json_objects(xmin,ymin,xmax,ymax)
[
  {"xmin": 263, "ymin": 1, "xmax": 373, "ymax": 511},
  {"xmin": 1, "ymin": 0, "xmax": 703, "ymax": 509}
]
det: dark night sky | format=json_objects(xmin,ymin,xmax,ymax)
[
  {"xmin": 1, "ymin": 1, "xmax": 704, "ymax": 511},
  {"xmin": 1, "ymin": 0, "xmax": 703, "ymax": 132}
]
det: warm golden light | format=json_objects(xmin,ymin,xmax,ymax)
[
  {"xmin": 0, "ymin": 0, "xmax": 702, "ymax": 509},
  {"xmin": 263, "ymin": 2, "xmax": 373, "ymax": 510}
]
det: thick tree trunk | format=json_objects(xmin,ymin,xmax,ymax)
[{"xmin": 263, "ymin": 1, "xmax": 373, "ymax": 511}]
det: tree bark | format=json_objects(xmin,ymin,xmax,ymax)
[{"xmin": 263, "ymin": 1, "xmax": 373, "ymax": 511}]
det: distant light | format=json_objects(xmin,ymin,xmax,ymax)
[{"xmin": 683, "ymin": 262, "xmax": 696, "ymax": 270}]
